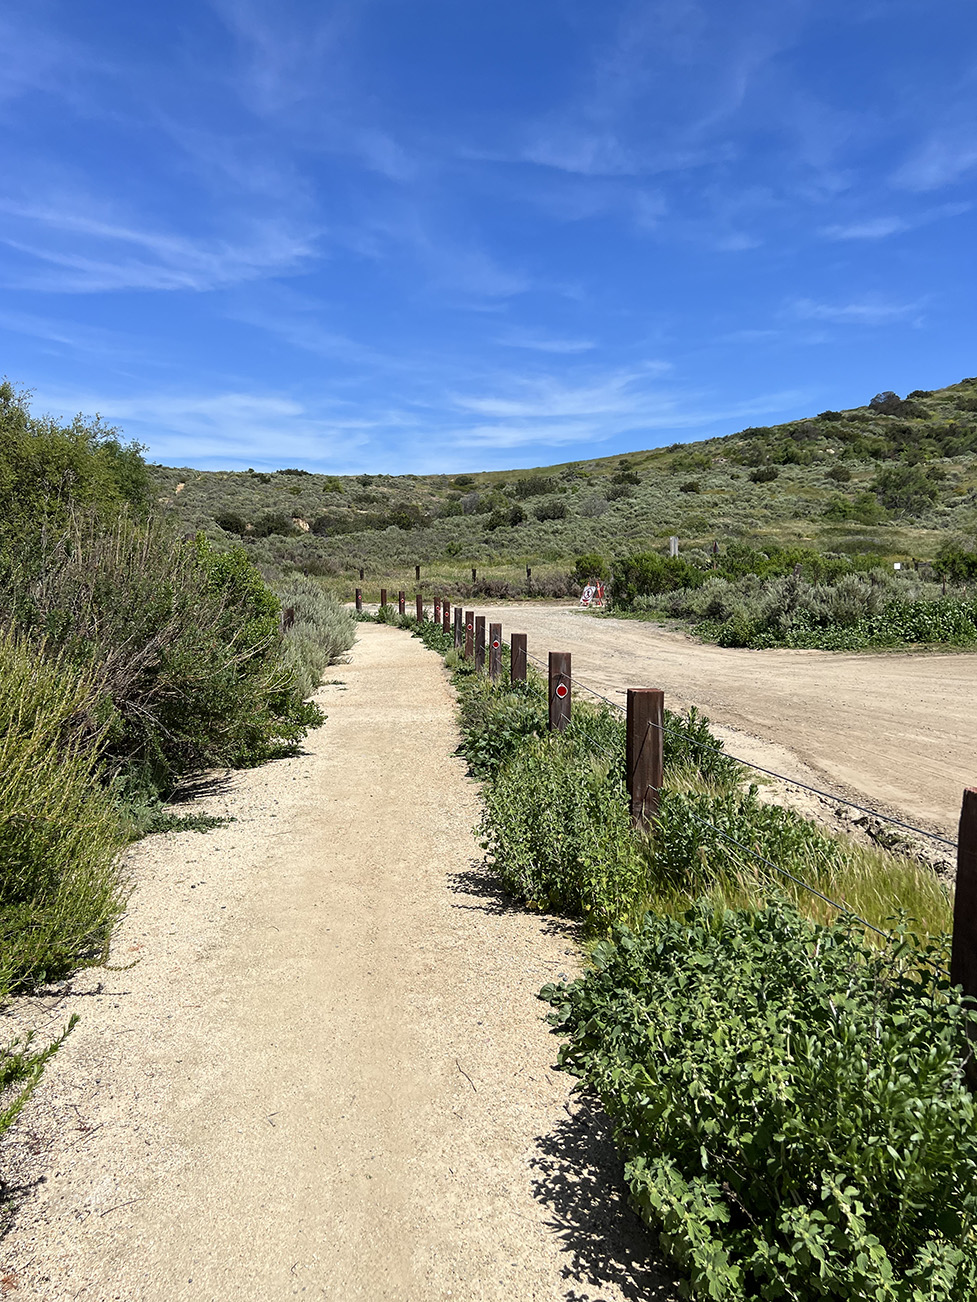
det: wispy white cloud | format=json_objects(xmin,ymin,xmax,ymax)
[
  {"xmin": 0, "ymin": 307, "xmax": 143, "ymax": 358},
  {"xmin": 821, "ymin": 202, "xmax": 969, "ymax": 241},
  {"xmin": 496, "ymin": 330, "xmax": 597, "ymax": 354},
  {"xmin": 790, "ymin": 297, "xmax": 922, "ymax": 326},
  {"xmin": 892, "ymin": 132, "xmax": 977, "ymax": 192},
  {"xmin": 35, "ymin": 387, "xmax": 386, "ymax": 469},
  {"xmin": 0, "ymin": 198, "xmax": 319, "ymax": 293},
  {"xmin": 821, "ymin": 216, "xmax": 909, "ymax": 240}
]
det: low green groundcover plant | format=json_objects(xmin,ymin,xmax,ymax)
[{"xmin": 540, "ymin": 901, "xmax": 977, "ymax": 1302}]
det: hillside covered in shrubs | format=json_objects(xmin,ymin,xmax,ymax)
[{"xmin": 154, "ymin": 377, "xmax": 977, "ymax": 591}]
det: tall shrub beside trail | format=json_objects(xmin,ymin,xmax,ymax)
[
  {"xmin": 0, "ymin": 380, "xmax": 148, "ymax": 560},
  {"xmin": 0, "ymin": 631, "xmax": 126, "ymax": 995},
  {"xmin": 2, "ymin": 515, "xmax": 321, "ymax": 796},
  {"xmin": 274, "ymin": 576, "xmax": 357, "ymax": 700}
]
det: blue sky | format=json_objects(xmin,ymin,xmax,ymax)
[{"xmin": 1, "ymin": 0, "xmax": 975, "ymax": 473}]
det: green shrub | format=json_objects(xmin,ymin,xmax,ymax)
[
  {"xmin": 480, "ymin": 732, "xmax": 647, "ymax": 928},
  {"xmin": 573, "ymin": 552, "xmax": 609, "ymax": 583},
  {"xmin": 0, "ymin": 381, "xmax": 149, "ymax": 562},
  {"xmin": 275, "ymin": 576, "xmax": 357, "ymax": 699},
  {"xmin": 749, "ymin": 465, "xmax": 778, "ymax": 483},
  {"xmin": 0, "ymin": 631, "xmax": 127, "ymax": 996},
  {"xmin": 541, "ymin": 901, "xmax": 976, "ymax": 1302},
  {"xmin": 4, "ymin": 515, "xmax": 320, "ymax": 795},
  {"xmin": 611, "ymin": 552, "xmax": 708, "ymax": 607},
  {"xmin": 534, "ymin": 497, "xmax": 568, "ymax": 521}
]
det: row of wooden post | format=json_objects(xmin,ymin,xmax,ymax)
[{"xmin": 392, "ymin": 597, "xmax": 668, "ymax": 836}]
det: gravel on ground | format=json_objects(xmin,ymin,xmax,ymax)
[{"xmin": 0, "ymin": 622, "xmax": 676, "ymax": 1302}]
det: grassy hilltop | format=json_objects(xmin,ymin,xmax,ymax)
[{"xmin": 154, "ymin": 377, "xmax": 977, "ymax": 594}]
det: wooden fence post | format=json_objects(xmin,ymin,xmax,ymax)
[
  {"xmin": 359, "ymin": 567, "xmax": 365, "ymax": 581},
  {"xmin": 398, "ymin": 591, "xmax": 406, "ymax": 616},
  {"xmin": 355, "ymin": 588, "xmax": 362, "ymax": 613},
  {"xmin": 548, "ymin": 652, "xmax": 571, "ymax": 731},
  {"xmin": 416, "ymin": 594, "xmax": 424, "ymax": 621},
  {"xmin": 475, "ymin": 616, "xmax": 486, "ymax": 672},
  {"xmin": 471, "ymin": 567, "xmax": 477, "ymax": 583},
  {"xmin": 443, "ymin": 601, "xmax": 451, "ymax": 635},
  {"xmin": 380, "ymin": 588, "xmax": 387, "ymax": 608},
  {"xmin": 951, "ymin": 787, "xmax": 977, "ymax": 1087},
  {"xmin": 454, "ymin": 606, "xmax": 463, "ymax": 648},
  {"xmin": 434, "ymin": 597, "xmax": 441, "ymax": 623},
  {"xmin": 626, "ymin": 689, "xmax": 665, "ymax": 833},
  {"xmin": 510, "ymin": 633, "xmax": 527, "ymax": 683},
  {"xmin": 489, "ymin": 622, "xmax": 502, "ymax": 681},
  {"xmin": 415, "ymin": 564, "xmax": 421, "ymax": 581},
  {"xmin": 464, "ymin": 610, "xmax": 474, "ymax": 658}
]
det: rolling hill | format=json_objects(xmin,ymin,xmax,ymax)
[{"xmin": 153, "ymin": 376, "xmax": 977, "ymax": 593}]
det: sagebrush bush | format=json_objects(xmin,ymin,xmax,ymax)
[
  {"xmin": 274, "ymin": 576, "xmax": 357, "ymax": 699},
  {"xmin": 2, "ymin": 514, "xmax": 321, "ymax": 795},
  {"xmin": 541, "ymin": 901, "xmax": 975, "ymax": 1302},
  {"xmin": 635, "ymin": 568, "xmax": 975, "ymax": 650},
  {"xmin": 0, "ymin": 631, "xmax": 126, "ymax": 995}
]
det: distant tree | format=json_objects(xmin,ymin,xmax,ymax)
[
  {"xmin": 872, "ymin": 464, "xmax": 940, "ymax": 513},
  {"xmin": 250, "ymin": 511, "xmax": 299, "ymax": 537},
  {"xmin": 534, "ymin": 498, "xmax": 568, "ymax": 521},
  {"xmin": 826, "ymin": 464, "xmax": 852, "ymax": 483},
  {"xmin": 749, "ymin": 466, "xmax": 779, "ymax": 484},
  {"xmin": 870, "ymin": 391, "xmax": 901, "ymax": 412},
  {"xmin": 214, "ymin": 510, "xmax": 248, "ymax": 535},
  {"xmin": 573, "ymin": 552, "xmax": 608, "ymax": 584}
]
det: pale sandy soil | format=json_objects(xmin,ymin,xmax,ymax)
[
  {"xmin": 469, "ymin": 603, "xmax": 975, "ymax": 845},
  {"xmin": 0, "ymin": 623, "xmax": 677, "ymax": 1302}
]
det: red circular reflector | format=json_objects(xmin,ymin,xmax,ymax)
[
  {"xmin": 555, "ymin": 683, "xmax": 568, "ymax": 698},
  {"xmin": 492, "ymin": 640, "xmax": 500, "ymax": 648}
]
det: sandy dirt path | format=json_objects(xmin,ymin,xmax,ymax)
[
  {"xmin": 471, "ymin": 604, "xmax": 976, "ymax": 840},
  {"xmin": 0, "ymin": 623, "xmax": 675, "ymax": 1302}
]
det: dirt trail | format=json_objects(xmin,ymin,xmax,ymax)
[
  {"xmin": 473, "ymin": 604, "xmax": 976, "ymax": 840},
  {"xmin": 1, "ymin": 623, "xmax": 674, "ymax": 1302}
]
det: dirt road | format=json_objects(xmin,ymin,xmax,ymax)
[
  {"xmin": 473, "ymin": 604, "xmax": 975, "ymax": 839},
  {"xmin": 1, "ymin": 623, "xmax": 674, "ymax": 1302}
]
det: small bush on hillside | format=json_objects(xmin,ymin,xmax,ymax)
[
  {"xmin": 873, "ymin": 464, "xmax": 941, "ymax": 513},
  {"xmin": 534, "ymin": 498, "xmax": 568, "ymax": 521},
  {"xmin": 573, "ymin": 552, "xmax": 609, "ymax": 583},
  {"xmin": 824, "ymin": 491, "xmax": 886, "ymax": 524},
  {"xmin": 251, "ymin": 511, "xmax": 300, "ymax": 537},
  {"xmin": 513, "ymin": 476, "xmax": 559, "ymax": 499},
  {"xmin": 749, "ymin": 466, "xmax": 778, "ymax": 483},
  {"xmin": 541, "ymin": 902, "xmax": 975, "ymax": 1302}
]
